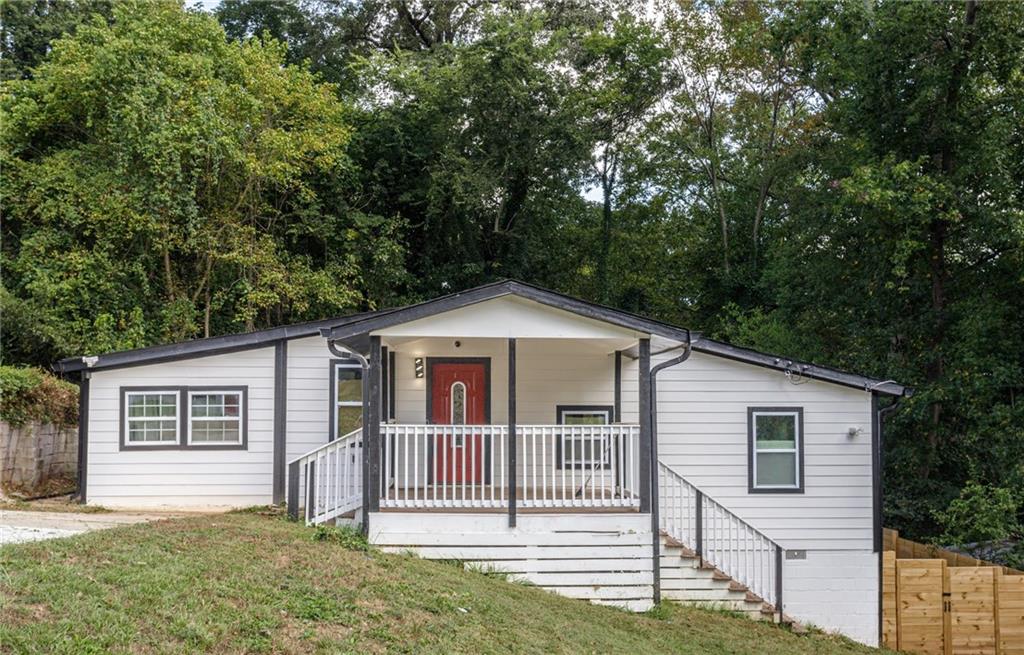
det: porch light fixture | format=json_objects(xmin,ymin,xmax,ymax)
[{"xmin": 414, "ymin": 357, "xmax": 424, "ymax": 378}]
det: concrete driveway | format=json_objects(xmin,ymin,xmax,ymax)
[{"xmin": 0, "ymin": 509, "xmax": 181, "ymax": 545}]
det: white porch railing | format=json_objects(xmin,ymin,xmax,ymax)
[
  {"xmin": 381, "ymin": 424, "xmax": 508, "ymax": 508},
  {"xmin": 288, "ymin": 428, "xmax": 362, "ymax": 525},
  {"xmin": 658, "ymin": 462, "xmax": 783, "ymax": 614},
  {"xmin": 379, "ymin": 424, "xmax": 641, "ymax": 510},
  {"xmin": 518, "ymin": 424, "xmax": 640, "ymax": 508}
]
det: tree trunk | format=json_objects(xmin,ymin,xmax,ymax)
[
  {"xmin": 595, "ymin": 151, "xmax": 617, "ymax": 304},
  {"xmin": 923, "ymin": 0, "xmax": 978, "ymax": 473}
]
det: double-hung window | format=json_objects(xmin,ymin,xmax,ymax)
[
  {"xmin": 121, "ymin": 386, "xmax": 248, "ymax": 450},
  {"xmin": 557, "ymin": 405, "xmax": 613, "ymax": 470},
  {"xmin": 748, "ymin": 407, "xmax": 803, "ymax": 493},
  {"xmin": 332, "ymin": 361, "xmax": 363, "ymax": 440},
  {"xmin": 188, "ymin": 391, "xmax": 244, "ymax": 446},
  {"xmin": 124, "ymin": 391, "xmax": 179, "ymax": 446}
]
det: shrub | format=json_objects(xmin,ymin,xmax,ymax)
[
  {"xmin": 0, "ymin": 365, "xmax": 78, "ymax": 427},
  {"xmin": 934, "ymin": 481, "xmax": 1021, "ymax": 547},
  {"xmin": 311, "ymin": 524, "xmax": 370, "ymax": 552}
]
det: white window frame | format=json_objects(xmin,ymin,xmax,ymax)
[
  {"xmin": 332, "ymin": 360, "xmax": 363, "ymax": 441},
  {"xmin": 123, "ymin": 390, "xmax": 180, "ymax": 447},
  {"xmin": 187, "ymin": 389, "xmax": 244, "ymax": 447},
  {"xmin": 749, "ymin": 408, "xmax": 803, "ymax": 493},
  {"xmin": 557, "ymin": 406, "xmax": 613, "ymax": 470}
]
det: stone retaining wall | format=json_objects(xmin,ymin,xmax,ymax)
[{"xmin": 0, "ymin": 421, "xmax": 77, "ymax": 492}]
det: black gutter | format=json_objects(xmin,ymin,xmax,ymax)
[
  {"xmin": 76, "ymin": 373, "xmax": 90, "ymax": 504},
  {"xmin": 648, "ymin": 332, "xmax": 693, "ymax": 605},
  {"xmin": 874, "ymin": 391, "xmax": 905, "ymax": 645},
  {"xmin": 54, "ymin": 309, "xmax": 387, "ymax": 374}
]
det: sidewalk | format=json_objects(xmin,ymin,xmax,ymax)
[{"xmin": 0, "ymin": 507, "xmax": 185, "ymax": 545}]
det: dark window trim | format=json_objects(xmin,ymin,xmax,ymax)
[
  {"xmin": 387, "ymin": 349, "xmax": 396, "ymax": 421},
  {"xmin": 186, "ymin": 387, "xmax": 249, "ymax": 449},
  {"xmin": 329, "ymin": 358, "xmax": 364, "ymax": 442},
  {"xmin": 613, "ymin": 351, "xmax": 622, "ymax": 422},
  {"xmin": 555, "ymin": 404, "xmax": 615, "ymax": 470},
  {"xmin": 119, "ymin": 385, "xmax": 249, "ymax": 451},
  {"xmin": 747, "ymin": 406, "xmax": 804, "ymax": 494}
]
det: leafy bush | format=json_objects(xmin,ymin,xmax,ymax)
[
  {"xmin": 0, "ymin": 366, "xmax": 78, "ymax": 427},
  {"xmin": 934, "ymin": 481, "xmax": 1021, "ymax": 547},
  {"xmin": 311, "ymin": 524, "xmax": 370, "ymax": 552}
]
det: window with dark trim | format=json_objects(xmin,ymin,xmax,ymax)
[
  {"xmin": 188, "ymin": 390, "xmax": 243, "ymax": 445},
  {"xmin": 119, "ymin": 386, "xmax": 248, "ymax": 451},
  {"xmin": 748, "ymin": 407, "xmax": 804, "ymax": 493},
  {"xmin": 330, "ymin": 360, "xmax": 363, "ymax": 440},
  {"xmin": 556, "ymin": 405, "xmax": 613, "ymax": 470},
  {"xmin": 124, "ymin": 390, "xmax": 179, "ymax": 446}
]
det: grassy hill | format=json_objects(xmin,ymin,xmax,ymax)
[{"xmin": 0, "ymin": 511, "xmax": 885, "ymax": 654}]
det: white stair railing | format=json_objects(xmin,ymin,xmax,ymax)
[
  {"xmin": 288, "ymin": 428, "xmax": 362, "ymax": 525},
  {"xmin": 659, "ymin": 462, "xmax": 783, "ymax": 617}
]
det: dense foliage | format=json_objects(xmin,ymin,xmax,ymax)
[
  {"xmin": 0, "ymin": 366, "xmax": 78, "ymax": 427},
  {"xmin": 1, "ymin": 0, "xmax": 1021, "ymax": 549}
]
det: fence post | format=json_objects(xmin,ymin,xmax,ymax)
[
  {"xmin": 775, "ymin": 545, "xmax": 784, "ymax": 623},
  {"xmin": 287, "ymin": 460, "xmax": 300, "ymax": 520}
]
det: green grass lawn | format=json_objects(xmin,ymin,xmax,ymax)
[{"xmin": 0, "ymin": 510, "xmax": 885, "ymax": 654}]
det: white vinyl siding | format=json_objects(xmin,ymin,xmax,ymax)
[
  {"xmin": 285, "ymin": 336, "xmax": 334, "ymax": 465},
  {"xmin": 621, "ymin": 349, "xmax": 878, "ymax": 645},
  {"xmin": 622, "ymin": 350, "xmax": 873, "ymax": 551},
  {"xmin": 87, "ymin": 348, "xmax": 274, "ymax": 508}
]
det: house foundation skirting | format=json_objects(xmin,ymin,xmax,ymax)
[{"xmin": 368, "ymin": 511, "xmax": 654, "ymax": 611}]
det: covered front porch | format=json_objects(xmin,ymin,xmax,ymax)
[{"xmin": 287, "ymin": 286, "xmax": 689, "ymax": 527}]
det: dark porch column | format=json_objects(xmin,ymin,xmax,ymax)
[
  {"xmin": 366, "ymin": 336, "xmax": 382, "ymax": 516},
  {"xmin": 507, "ymin": 338, "xmax": 517, "ymax": 528},
  {"xmin": 638, "ymin": 338, "xmax": 652, "ymax": 513}
]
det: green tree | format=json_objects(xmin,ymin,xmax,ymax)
[
  {"xmin": 1, "ymin": 0, "xmax": 403, "ymax": 363},
  {"xmin": 0, "ymin": 0, "xmax": 113, "ymax": 81}
]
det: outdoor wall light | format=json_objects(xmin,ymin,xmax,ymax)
[{"xmin": 414, "ymin": 357, "xmax": 424, "ymax": 378}]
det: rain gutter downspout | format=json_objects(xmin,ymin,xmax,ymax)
[
  {"xmin": 649, "ymin": 330, "xmax": 693, "ymax": 605},
  {"xmin": 874, "ymin": 389, "xmax": 907, "ymax": 644},
  {"xmin": 326, "ymin": 338, "xmax": 371, "ymax": 534}
]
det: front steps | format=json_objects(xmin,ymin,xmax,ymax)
[{"xmin": 660, "ymin": 532, "xmax": 797, "ymax": 626}]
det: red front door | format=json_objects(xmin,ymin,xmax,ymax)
[{"xmin": 431, "ymin": 361, "xmax": 487, "ymax": 485}]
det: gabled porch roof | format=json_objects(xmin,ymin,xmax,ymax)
[{"xmin": 321, "ymin": 280, "xmax": 691, "ymax": 344}]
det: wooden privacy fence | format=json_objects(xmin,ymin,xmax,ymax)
[
  {"xmin": 883, "ymin": 551, "xmax": 1024, "ymax": 654},
  {"xmin": 885, "ymin": 529, "xmax": 1024, "ymax": 577}
]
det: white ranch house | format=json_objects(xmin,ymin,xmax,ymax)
[{"xmin": 56, "ymin": 280, "xmax": 908, "ymax": 646}]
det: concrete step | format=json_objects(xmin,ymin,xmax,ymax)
[
  {"xmin": 658, "ymin": 532, "xmax": 805, "ymax": 630},
  {"xmin": 661, "ymin": 587, "xmax": 750, "ymax": 603}
]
